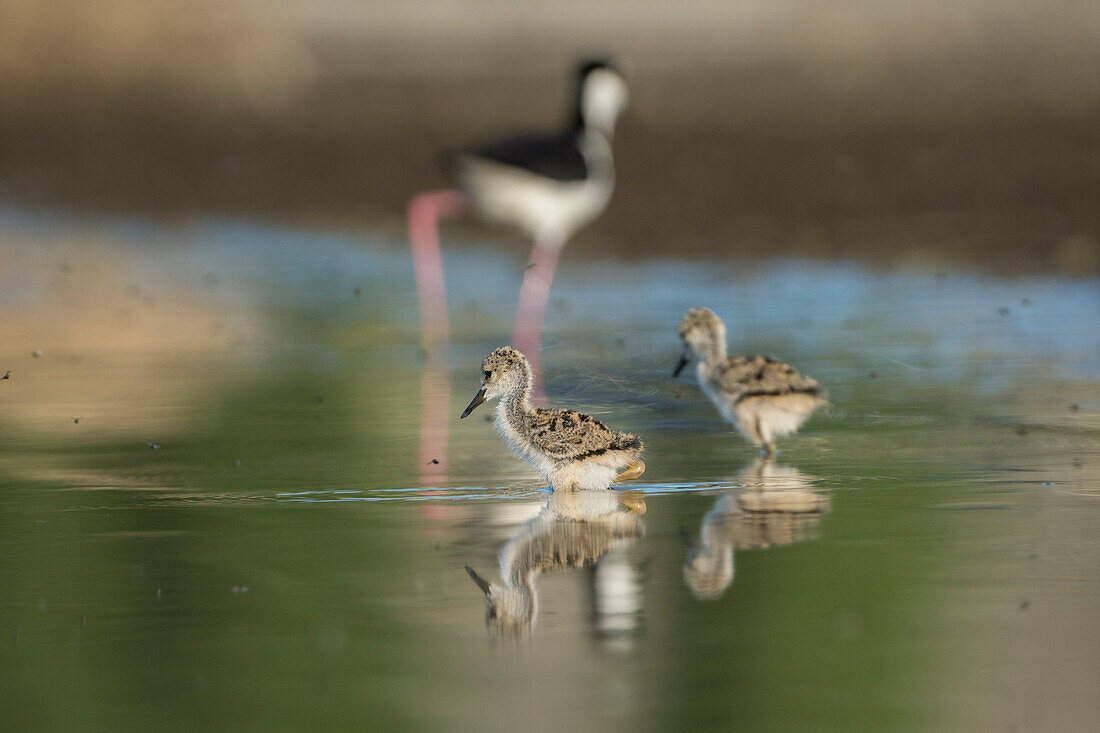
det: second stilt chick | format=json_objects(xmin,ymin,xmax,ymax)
[
  {"xmin": 460, "ymin": 347, "xmax": 645, "ymax": 491},
  {"xmin": 674, "ymin": 308, "xmax": 826, "ymax": 455}
]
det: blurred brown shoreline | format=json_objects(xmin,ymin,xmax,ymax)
[{"xmin": 2, "ymin": 1, "xmax": 1099, "ymax": 275}]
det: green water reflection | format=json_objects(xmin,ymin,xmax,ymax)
[{"xmin": 1, "ymin": 213, "xmax": 1098, "ymax": 731}]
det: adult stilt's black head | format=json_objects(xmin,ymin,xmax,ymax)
[{"xmin": 576, "ymin": 58, "xmax": 621, "ymax": 82}]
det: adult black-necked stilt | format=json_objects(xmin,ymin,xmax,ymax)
[
  {"xmin": 409, "ymin": 59, "xmax": 627, "ymax": 485},
  {"xmin": 408, "ymin": 59, "xmax": 629, "ymax": 368}
]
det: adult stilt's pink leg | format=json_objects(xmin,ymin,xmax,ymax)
[
  {"xmin": 417, "ymin": 353, "xmax": 462, "ymax": 517},
  {"xmin": 407, "ymin": 189, "xmax": 467, "ymax": 349},
  {"xmin": 512, "ymin": 238, "xmax": 562, "ymax": 402},
  {"xmin": 408, "ymin": 189, "xmax": 465, "ymax": 487},
  {"xmin": 418, "ymin": 351, "xmax": 450, "ymax": 487}
]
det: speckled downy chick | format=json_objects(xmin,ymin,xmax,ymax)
[
  {"xmin": 674, "ymin": 308, "xmax": 825, "ymax": 454},
  {"xmin": 460, "ymin": 346, "xmax": 645, "ymax": 491}
]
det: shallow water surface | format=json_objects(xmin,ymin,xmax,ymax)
[{"xmin": 1, "ymin": 210, "xmax": 1098, "ymax": 731}]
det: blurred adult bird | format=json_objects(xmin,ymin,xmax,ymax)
[{"xmin": 407, "ymin": 59, "xmax": 629, "ymax": 372}]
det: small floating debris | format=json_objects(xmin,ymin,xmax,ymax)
[
  {"xmin": 427, "ymin": 458, "xmax": 440, "ymax": 465},
  {"xmin": 73, "ymin": 417, "xmax": 82, "ymax": 424},
  {"xmin": 147, "ymin": 441, "xmax": 160, "ymax": 450},
  {"xmin": 310, "ymin": 395, "xmax": 324, "ymax": 405},
  {"xmin": 868, "ymin": 371, "xmax": 879, "ymax": 380},
  {"xmin": 233, "ymin": 458, "xmax": 242, "ymax": 467},
  {"xmin": 32, "ymin": 350, "xmax": 43, "ymax": 358},
  {"xmin": 231, "ymin": 586, "xmax": 250, "ymax": 594},
  {"xmin": 1019, "ymin": 599, "xmax": 1030, "ymax": 611},
  {"xmin": 1021, "ymin": 298, "xmax": 1032, "ymax": 306},
  {"xmin": 353, "ymin": 286, "xmax": 362, "ymax": 297},
  {"xmin": 998, "ymin": 307, "xmax": 1010, "ymax": 317},
  {"xmin": 1070, "ymin": 403, "xmax": 1080, "ymax": 412},
  {"xmin": 1, "ymin": 370, "xmax": 9, "ymax": 380}
]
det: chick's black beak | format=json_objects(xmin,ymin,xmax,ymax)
[
  {"xmin": 460, "ymin": 387, "xmax": 487, "ymax": 419},
  {"xmin": 465, "ymin": 565, "xmax": 491, "ymax": 594},
  {"xmin": 673, "ymin": 352, "xmax": 690, "ymax": 378}
]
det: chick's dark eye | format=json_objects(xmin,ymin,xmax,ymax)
[{"xmin": 483, "ymin": 370, "xmax": 492, "ymax": 380}]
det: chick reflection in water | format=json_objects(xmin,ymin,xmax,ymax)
[
  {"xmin": 684, "ymin": 458, "xmax": 830, "ymax": 601},
  {"xmin": 466, "ymin": 490, "xmax": 646, "ymax": 639}
]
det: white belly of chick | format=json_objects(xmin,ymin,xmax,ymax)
[
  {"xmin": 494, "ymin": 407, "xmax": 555, "ymax": 480},
  {"xmin": 699, "ymin": 376, "xmax": 740, "ymax": 426},
  {"xmin": 551, "ymin": 457, "xmax": 622, "ymax": 492},
  {"xmin": 735, "ymin": 394, "xmax": 819, "ymax": 441}
]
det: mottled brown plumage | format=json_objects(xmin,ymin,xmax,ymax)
[
  {"xmin": 527, "ymin": 408, "xmax": 642, "ymax": 461},
  {"xmin": 675, "ymin": 308, "xmax": 826, "ymax": 453},
  {"xmin": 712, "ymin": 354, "xmax": 822, "ymax": 404},
  {"xmin": 461, "ymin": 346, "xmax": 645, "ymax": 490}
]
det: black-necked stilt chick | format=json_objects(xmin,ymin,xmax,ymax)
[
  {"xmin": 408, "ymin": 59, "xmax": 629, "ymax": 370},
  {"xmin": 674, "ymin": 308, "xmax": 827, "ymax": 455},
  {"xmin": 465, "ymin": 488, "xmax": 645, "ymax": 638},
  {"xmin": 683, "ymin": 458, "xmax": 829, "ymax": 600},
  {"xmin": 459, "ymin": 346, "xmax": 645, "ymax": 491}
]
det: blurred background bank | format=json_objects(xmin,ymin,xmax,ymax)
[{"xmin": 2, "ymin": 0, "xmax": 1098, "ymax": 274}]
